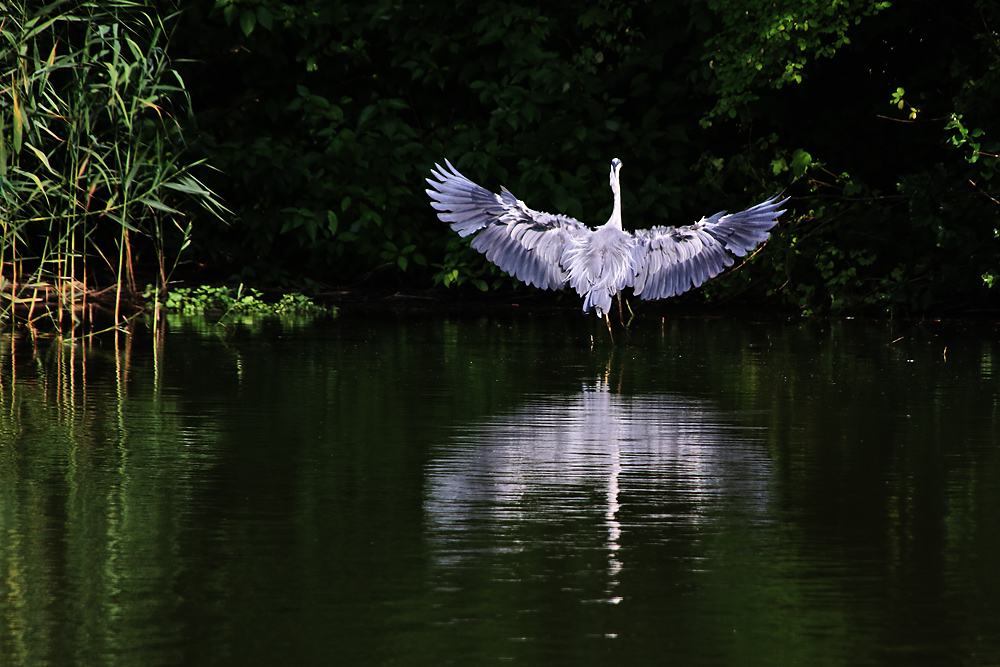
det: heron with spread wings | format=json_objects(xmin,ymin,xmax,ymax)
[{"xmin": 426, "ymin": 158, "xmax": 785, "ymax": 333}]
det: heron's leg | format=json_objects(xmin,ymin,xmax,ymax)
[
  {"xmin": 625, "ymin": 297, "xmax": 635, "ymax": 326},
  {"xmin": 604, "ymin": 312, "xmax": 615, "ymax": 345},
  {"xmin": 616, "ymin": 292, "xmax": 625, "ymax": 327}
]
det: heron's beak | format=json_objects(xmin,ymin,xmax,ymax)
[{"xmin": 609, "ymin": 158, "xmax": 621, "ymax": 185}]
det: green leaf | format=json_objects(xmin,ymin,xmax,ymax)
[
  {"xmin": 0, "ymin": 123, "xmax": 6, "ymax": 178},
  {"xmin": 138, "ymin": 197, "xmax": 181, "ymax": 214},
  {"xmin": 11, "ymin": 88, "xmax": 24, "ymax": 154},
  {"xmin": 24, "ymin": 143, "xmax": 58, "ymax": 176},
  {"xmin": 164, "ymin": 177, "xmax": 210, "ymax": 196},
  {"xmin": 791, "ymin": 149, "xmax": 813, "ymax": 179},
  {"xmin": 240, "ymin": 9, "xmax": 256, "ymax": 36},
  {"xmin": 358, "ymin": 104, "xmax": 376, "ymax": 128},
  {"xmin": 256, "ymin": 6, "xmax": 273, "ymax": 31}
]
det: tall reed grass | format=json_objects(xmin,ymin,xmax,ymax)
[{"xmin": 0, "ymin": 1, "xmax": 225, "ymax": 332}]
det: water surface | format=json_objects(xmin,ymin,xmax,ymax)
[{"xmin": 0, "ymin": 314, "xmax": 997, "ymax": 666}]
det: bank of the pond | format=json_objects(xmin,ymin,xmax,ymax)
[
  {"xmin": 302, "ymin": 284, "xmax": 1000, "ymax": 324},
  {"xmin": 6, "ymin": 278, "xmax": 1000, "ymax": 337}
]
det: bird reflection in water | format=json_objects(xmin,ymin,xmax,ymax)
[{"xmin": 425, "ymin": 370, "xmax": 771, "ymax": 606}]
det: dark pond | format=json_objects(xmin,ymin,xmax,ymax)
[{"xmin": 1, "ymin": 313, "xmax": 998, "ymax": 666}]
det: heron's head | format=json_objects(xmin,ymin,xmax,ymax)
[{"xmin": 610, "ymin": 158, "xmax": 622, "ymax": 187}]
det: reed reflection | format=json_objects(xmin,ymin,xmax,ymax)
[{"xmin": 426, "ymin": 375, "xmax": 772, "ymax": 603}]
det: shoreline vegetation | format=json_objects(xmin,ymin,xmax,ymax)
[
  {"xmin": 3, "ymin": 1, "xmax": 999, "ymax": 335},
  {"xmin": 2, "ymin": 277, "xmax": 999, "ymax": 345}
]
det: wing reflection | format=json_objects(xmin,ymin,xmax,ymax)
[{"xmin": 425, "ymin": 379, "xmax": 771, "ymax": 603}]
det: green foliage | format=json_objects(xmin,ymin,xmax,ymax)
[
  {"xmin": 696, "ymin": 0, "xmax": 894, "ymax": 125},
  {"xmin": 5, "ymin": 0, "xmax": 996, "ymax": 316},
  {"xmin": 148, "ymin": 283, "xmax": 329, "ymax": 316},
  {"xmin": 0, "ymin": 0, "xmax": 225, "ymax": 326},
  {"xmin": 695, "ymin": 0, "xmax": 1000, "ymax": 314},
  {"xmin": 171, "ymin": 0, "xmax": 722, "ymax": 287},
  {"xmin": 168, "ymin": 0, "xmax": 1000, "ymax": 314}
]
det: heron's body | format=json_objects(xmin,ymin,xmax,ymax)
[
  {"xmin": 426, "ymin": 158, "xmax": 786, "ymax": 317},
  {"xmin": 564, "ymin": 224, "xmax": 637, "ymax": 315}
]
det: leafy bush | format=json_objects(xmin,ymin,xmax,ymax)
[{"xmin": 149, "ymin": 283, "xmax": 329, "ymax": 316}]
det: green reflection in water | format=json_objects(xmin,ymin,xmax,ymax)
[{"xmin": 0, "ymin": 315, "xmax": 997, "ymax": 666}]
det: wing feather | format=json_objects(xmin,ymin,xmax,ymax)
[
  {"xmin": 426, "ymin": 160, "xmax": 589, "ymax": 290},
  {"xmin": 702, "ymin": 194, "xmax": 787, "ymax": 256},
  {"xmin": 632, "ymin": 195, "xmax": 786, "ymax": 300}
]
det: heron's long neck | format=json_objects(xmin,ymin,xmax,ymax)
[{"xmin": 608, "ymin": 180, "xmax": 623, "ymax": 229}]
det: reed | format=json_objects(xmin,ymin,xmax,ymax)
[{"xmin": 0, "ymin": 1, "xmax": 225, "ymax": 333}]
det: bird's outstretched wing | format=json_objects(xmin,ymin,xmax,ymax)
[
  {"xmin": 631, "ymin": 194, "xmax": 786, "ymax": 300},
  {"xmin": 426, "ymin": 160, "xmax": 589, "ymax": 290}
]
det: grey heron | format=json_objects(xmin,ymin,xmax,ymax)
[{"xmin": 426, "ymin": 158, "xmax": 785, "ymax": 327}]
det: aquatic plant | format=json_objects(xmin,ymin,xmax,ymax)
[
  {"xmin": 148, "ymin": 284, "xmax": 331, "ymax": 317},
  {"xmin": 0, "ymin": 1, "xmax": 226, "ymax": 332}
]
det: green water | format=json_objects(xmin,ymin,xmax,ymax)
[{"xmin": 0, "ymin": 314, "xmax": 998, "ymax": 666}]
